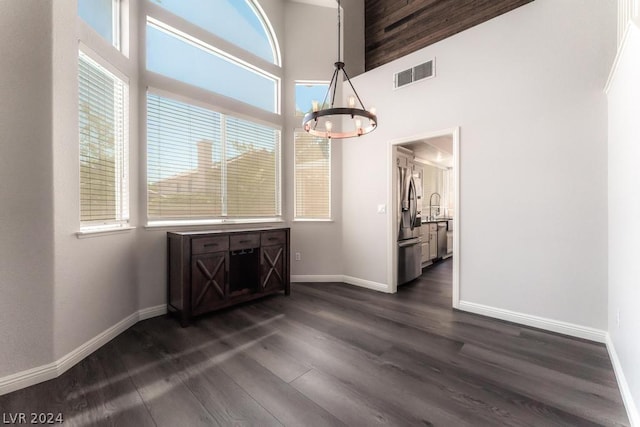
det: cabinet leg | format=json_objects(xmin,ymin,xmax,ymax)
[{"xmin": 180, "ymin": 315, "xmax": 190, "ymax": 328}]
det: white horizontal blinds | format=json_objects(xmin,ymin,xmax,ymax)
[
  {"xmin": 225, "ymin": 117, "xmax": 280, "ymax": 217},
  {"xmin": 147, "ymin": 93, "xmax": 223, "ymax": 219},
  {"xmin": 79, "ymin": 52, "xmax": 128, "ymax": 225},
  {"xmin": 294, "ymin": 132, "xmax": 331, "ymax": 219},
  {"xmin": 147, "ymin": 93, "xmax": 281, "ymax": 220}
]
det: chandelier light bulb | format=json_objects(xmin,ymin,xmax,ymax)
[
  {"xmin": 312, "ymin": 100, "xmax": 319, "ymax": 112},
  {"xmin": 347, "ymin": 95, "xmax": 356, "ymax": 108},
  {"xmin": 325, "ymin": 120, "xmax": 333, "ymax": 132}
]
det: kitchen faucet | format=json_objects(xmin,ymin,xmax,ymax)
[{"xmin": 429, "ymin": 192, "xmax": 441, "ymax": 220}]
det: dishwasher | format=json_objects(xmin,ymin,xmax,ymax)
[{"xmin": 437, "ymin": 222, "xmax": 447, "ymax": 259}]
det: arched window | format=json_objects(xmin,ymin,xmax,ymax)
[
  {"xmin": 146, "ymin": 0, "xmax": 280, "ymax": 113},
  {"xmin": 145, "ymin": 1, "xmax": 282, "ymax": 224},
  {"xmin": 149, "ymin": 0, "xmax": 279, "ymax": 64}
]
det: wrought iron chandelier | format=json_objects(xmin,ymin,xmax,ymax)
[{"xmin": 302, "ymin": 0, "xmax": 377, "ymax": 139}]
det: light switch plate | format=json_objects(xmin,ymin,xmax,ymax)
[{"xmin": 377, "ymin": 204, "xmax": 386, "ymax": 214}]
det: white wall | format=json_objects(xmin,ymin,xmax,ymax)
[
  {"xmin": 342, "ymin": 0, "xmax": 616, "ymax": 329},
  {"xmin": 50, "ymin": 0, "xmax": 142, "ymax": 361},
  {"xmin": 342, "ymin": 0, "xmax": 365, "ymax": 77},
  {"xmin": 607, "ymin": 21, "xmax": 640, "ymax": 424},
  {"xmin": 0, "ymin": 0, "xmax": 55, "ymax": 377},
  {"xmin": 284, "ymin": 2, "xmax": 343, "ymax": 278}
]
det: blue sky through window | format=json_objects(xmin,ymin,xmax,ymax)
[
  {"xmin": 147, "ymin": 24, "xmax": 277, "ymax": 112},
  {"xmin": 295, "ymin": 83, "xmax": 329, "ymax": 116},
  {"xmin": 151, "ymin": 0, "xmax": 275, "ymax": 63},
  {"xmin": 78, "ymin": 0, "xmax": 114, "ymax": 45}
]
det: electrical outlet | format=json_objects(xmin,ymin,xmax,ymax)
[
  {"xmin": 295, "ymin": 252, "xmax": 301, "ymax": 261},
  {"xmin": 377, "ymin": 204, "xmax": 386, "ymax": 214},
  {"xmin": 617, "ymin": 309, "xmax": 620, "ymax": 328}
]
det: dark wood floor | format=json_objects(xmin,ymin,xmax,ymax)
[{"xmin": 0, "ymin": 259, "xmax": 629, "ymax": 426}]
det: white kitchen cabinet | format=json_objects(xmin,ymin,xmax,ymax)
[
  {"xmin": 429, "ymin": 231, "xmax": 437, "ymax": 260},
  {"xmin": 420, "ymin": 225, "xmax": 429, "ymax": 265},
  {"xmin": 428, "ymin": 223, "xmax": 438, "ymax": 260}
]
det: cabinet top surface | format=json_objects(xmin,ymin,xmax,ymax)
[
  {"xmin": 168, "ymin": 226, "xmax": 290, "ymax": 237},
  {"xmin": 422, "ymin": 218, "xmax": 452, "ymax": 224}
]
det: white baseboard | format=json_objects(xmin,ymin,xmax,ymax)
[
  {"xmin": 56, "ymin": 311, "xmax": 140, "ymax": 376},
  {"xmin": 139, "ymin": 304, "xmax": 168, "ymax": 321},
  {"xmin": 291, "ymin": 274, "xmax": 344, "ymax": 283},
  {"xmin": 0, "ymin": 304, "xmax": 167, "ymax": 396},
  {"xmin": 292, "ymin": 274, "xmax": 391, "ymax": 293},
  {"xmin": 0, "ymin": 362, "xmax": 58, "ymax": 398},
  {"xmin": 457, "ymin": 300, "xmax": 607, "ymax": 343},
  {"xmin": 342, "ymin": 275, "xmax": 391, "ymax": 293},
  {"xmin": 606, "ymin": 334, "xmax": 640, "ymax": 427}
]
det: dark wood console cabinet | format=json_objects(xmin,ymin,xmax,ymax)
[{"xmin": 167, "ymin": 227, "xmax": 290, "ymax": 326}]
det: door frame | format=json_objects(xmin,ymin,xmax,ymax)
[{"xmin": 387, "ymin": 127, "xmax": 460, "ymax": 309}]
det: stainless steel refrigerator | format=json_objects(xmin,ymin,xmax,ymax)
[{"xmin": 397, "ymin": 150, "xmax": 422, "ymax": 285}]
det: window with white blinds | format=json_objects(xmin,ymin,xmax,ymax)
[
  {"xmin": 294, "ymin": 131, "xmax": 331, "ymax": 220},
  {"xmin": 147, "ymin": 93, "xmax": 281, "ymax": 222},
  {"xmin": 79, "ymin": 52, "xmax": 128, "ymax": 227}
]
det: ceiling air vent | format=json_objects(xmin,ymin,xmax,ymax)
[{"xmin": 393, "ymin": 59, "xmax": 435, "ymax": 89}]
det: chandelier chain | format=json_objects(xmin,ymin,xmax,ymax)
[{"xmin": 337, "ymin": 0, "xmax": 342, "ymax": 63}]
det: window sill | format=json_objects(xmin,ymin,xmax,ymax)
[
  {"xmin": 145, "ymin": 218, "xmax": 285, "ymax": 230},
  {"xmin": 76, "ymin": 225, "xmax": 135, "ymax": 239},
  {"xmin": 292, "ymin": 218, "xmax": 334, "ymax": 223}
]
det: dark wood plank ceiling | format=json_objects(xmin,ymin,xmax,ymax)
[{"xmin": 365, "ymin": 0, "xmax": 534, "ymax": 71}]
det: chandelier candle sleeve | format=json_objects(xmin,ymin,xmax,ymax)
[{"xmin": 302, "ymin": 0, "xmax": 377, "ymax": 139}]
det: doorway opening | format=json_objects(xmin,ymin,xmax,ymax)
[{"xmin": 388, "ymin": 128, "xmax": 460, "ymax": 308}]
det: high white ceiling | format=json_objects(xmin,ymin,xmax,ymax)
[{"xmin": 401, "ymin": 135, "xmax": 453, "ymax": 168}]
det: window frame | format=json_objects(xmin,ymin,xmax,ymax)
[
  {"xmin": 78, "ymin": 0, "xmax": 122, "ymax": 51},
  {"xmin": 293, "ymin": 130, "xmax": 332, "ymax": 222},
  {"xmin": 146, "ymin": 0, "xmax": 280, "ymax": 66},
  {"xmin": 146, "ymin": 17, "xmax": 280, "ymax": 114},
  {"xmin": 146, "ymin": 90, "xmax": 282, "ymax": 225},
  {"xmin": 112, "ymin": 0, "xmax": 121, "ymax": 51},
  {"xmin": 76, "ymin": 0, "xmax": 132, "ymax": 236},
  {"xmin": 142, "ymin": 0, "xmax": 284, "ymax": 227},
  {"xmin": 78, "ymin": 49, "xmax": 130, "ymax": 231}
]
